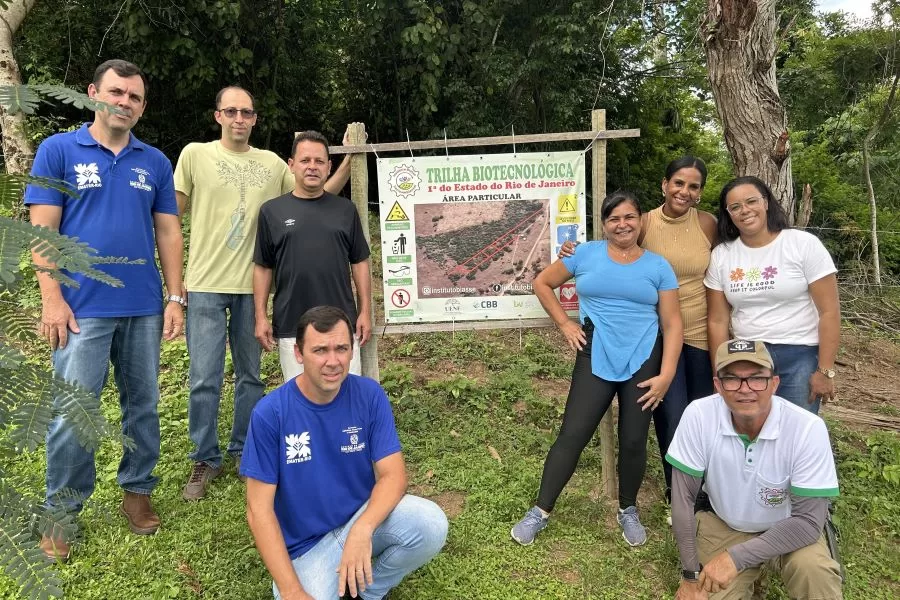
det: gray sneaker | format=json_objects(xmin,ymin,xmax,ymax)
[
  {"xmin": 511, "ymin": 506, "xmax": 549, "ymax": 545},
  {"xmin": 182, "ymin": 462, "xmax": 223, "ymax": 501},
  {"xmin": 617, "ymin": 506, "xmax": 647, "ymax": 546}
]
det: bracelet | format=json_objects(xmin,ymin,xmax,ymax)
[{"xmin": 166, "ymin": 294, "xmax": 187, "ymax": 307}]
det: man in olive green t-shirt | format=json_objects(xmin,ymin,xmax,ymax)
[{"xmin": 174, "ymin": 86, "xmax": 350, "ymax": 500}]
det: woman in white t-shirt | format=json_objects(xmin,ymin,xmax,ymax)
[{"xmin": 705, "ymin": 176, "xmax": 840, "ymax": 414}]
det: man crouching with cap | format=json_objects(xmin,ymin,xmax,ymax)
[{"xmin": 668, "ymin": 340, "xmax": 842, "ymax": 600}]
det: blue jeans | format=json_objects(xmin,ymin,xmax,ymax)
[
  {"xmin": 765, "ymin": 343, "xmax": 820, "ymax": 414},
  {"xmin": 186, "ymin": 292, "xmax": 263, "ymax": 467},
  {"xmin": 46, "ymin": 315, "xmax": 163, "ymax": 511},
  {"xmin": 275, "ymin": 495, "xmax": 448, "ymax": 600},
  {"xmin": 654, "ymin": 343, "xmax": 714, "ymax": 500}
]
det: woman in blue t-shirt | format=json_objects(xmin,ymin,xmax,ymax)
[{"xmin": 511, "ymin": 190, "xmax": 683, "ymax": 548}]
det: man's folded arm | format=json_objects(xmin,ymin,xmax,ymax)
[{"xmin": 727, "ymin": 495, "xmax": 829, "ymax": 571}]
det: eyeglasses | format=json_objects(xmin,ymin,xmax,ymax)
[
  {"xmin": 726, "ymin": 196, "xmax": 764, "ymax": 215},
  {"xmin": 719, "ymin": 375, "xmax": 771, "ymax": 391},
  {"xmin": 217, "ymin": 107, "xmax": 256, "ymax": 119}
]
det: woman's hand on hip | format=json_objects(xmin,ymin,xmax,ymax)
[
  {"xmin": 559, "ymin": 319, "xmax": 586, "ymax": 351},
  {"xmin": 636, "ymin": 374, "xmax": 672, "ymax": 411}
]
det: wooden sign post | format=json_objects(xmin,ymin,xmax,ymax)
[{"xmin": 591, "ymin": 109, "xmax": 618, "ymax": 505}]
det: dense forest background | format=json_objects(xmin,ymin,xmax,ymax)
[
  {"xmin": 11, "ymin": 0, "xmax": 900, "ymax": 275},
  {"xmin": 2, "ymin": 3, "xmax": 899, "ymax": 599}
]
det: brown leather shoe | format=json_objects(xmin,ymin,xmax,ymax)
[
  {"xmin": 39, "ymin": 534, "xmax": 71, "ymax": 563},
  {"xmin": 120, "ymin": 491, "xmax": 160, "ymax": 535}
]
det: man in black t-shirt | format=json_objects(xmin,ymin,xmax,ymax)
[{"xmin": 253, "ymin": 131, "xmax": 372, "ymax": 381}]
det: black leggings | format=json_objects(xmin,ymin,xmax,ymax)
[{"xmin": 536, "ymin": 330, "xmax": 662, "ymax": 511}]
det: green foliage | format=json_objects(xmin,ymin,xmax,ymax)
[
  {"xmin": 829, "ymin": 426, "xmax": 900, "ymax": 592},
  {"xmin": 0, "ymin": 85, "xmax": 112, "ymax": 117},
  {"xmin": 0, "ymin": 85, "xmax": 125, "ymax": 600},
  {"xmin": 0, "ymin": 484, "xmax": 63, "ymax": 600},
  {"xmin": 777, "ymin": 11, "xmax": 900, "ymax": 275},
  {"xmin": 844, "ymin": 432, "xmax": 900, "ymax": 487}
]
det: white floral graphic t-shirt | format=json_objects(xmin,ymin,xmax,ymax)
[{"xmin": 704, "ymin": 229, "xmax": 836, "ymax": 345}]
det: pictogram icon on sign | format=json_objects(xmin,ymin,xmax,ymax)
[
  {"xmin": 559, "ymin": 282, "xmax": 579, "ymax": 311},
  {"xmin": 386, "ymin": 201, "xmax": 410, "ymax": 222},
  {"xmin": 558, "ymin": 194, "xmax": 577, "ymax": 214},
  {"xmin": 391, "ymin": 289, "xmax": 411, "ymax": 308}
]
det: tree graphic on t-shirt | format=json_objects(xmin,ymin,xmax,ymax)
[
  {"xmin": 285, "ymin": 432, "xmax": 311, "ymax": 461},
  {"xmin": 74, "ymin": 162, "xmax": 101, "ymax": 187},
  {"xmin": 216, "ymin": 159, "xmax": 272, "ymax": 250}
]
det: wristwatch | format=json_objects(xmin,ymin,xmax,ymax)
[
  {"xmin": 166, "ymin": 294, "xmax": 187, "ymax": 307},
  {"xmin": 682, "ymin": 568, "xmax": 702, "ymax": 582},
  {"xmin": 817, "ymin": 366, "xmax": 836, "ymax": 378}
]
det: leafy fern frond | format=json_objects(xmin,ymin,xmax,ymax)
[
  {"xmin": 0, "ymin": 85, "xmax": 42, "ymax": 116},
  {"xmin": 1, "ymin": 217, "xmax": 147, "ymax": 289},
  {"xmin": 0, "ymin": 485, "xmax": 64, "ymax": 599},
  {"xmin": 30, "ymin": 84, "xmax": 119, "ymax": 115},
  {"xmin": 0, "ymin": 297, "xmax": 36, "ymax": 340},
  {"xmin": 0, "ymin": 364, "xmax": 112, "ymax": 454},
  {"xmin": 52, "ymin": 373, "xmax": 112, "ymax": 454}
]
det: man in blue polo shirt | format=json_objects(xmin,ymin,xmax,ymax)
[
  {"xmin": 26, "ymin": 59, "xmax": 184, "ymax": 562},
  {"xmin": 242, "ymin": 306, "xmax": 447, "ymax": 599}
]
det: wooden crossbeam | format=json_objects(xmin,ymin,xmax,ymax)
[{"xmin": 327, "ymin": 128, "xmax": 640, "ymax": 155}]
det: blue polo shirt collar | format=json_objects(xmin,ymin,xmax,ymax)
[{"xmin": 74, "ymin": 122, "xmax": 147, "ymax": 152}]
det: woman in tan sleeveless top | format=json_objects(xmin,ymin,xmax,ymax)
[
  {"xmin": 558, "ymin": 156, "xmax": 717, "ymax": 507},
  {"xmin": 641, "ymin": 156, "xmax": 717, "ymax": 507}
]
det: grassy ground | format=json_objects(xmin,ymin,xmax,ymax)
[{"xmin": 1, "ymin": 326, "xmax": 898, "ymax": 599}]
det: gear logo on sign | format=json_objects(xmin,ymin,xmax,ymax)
[{"xmin": 388, "ymin": 164, "xmax": 421, "ymax": 198}]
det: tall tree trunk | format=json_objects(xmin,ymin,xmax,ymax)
[
  {"xmin": 861, "ymin": 143, "xmax": 881, "ymax": 286},
  {"xmin": 703, "ymin": 0, "xmax": 795, "ymax": 218},
  {"xmin": 860, "ymin": 71, "xmax": 899, "ymax": 288},
  {"xmin": 0, "ymin": 0, "xmax": 37, "ymax": 178}
]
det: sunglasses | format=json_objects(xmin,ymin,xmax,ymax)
[{"xmin": 218, "ymin": 107, "xmax": 256, "ymax": 119}]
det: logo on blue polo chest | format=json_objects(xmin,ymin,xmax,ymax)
[
  {"xmin": 341, "ymin": 426, "xmax": 366, "ymax": 454},
  {"xmin": 129, "ymin": 167, "xmax": 153, "ymax": 192}
]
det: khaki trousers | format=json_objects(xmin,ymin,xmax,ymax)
[{"xmin": 695, "ymin": 511, "xmax": 843, "ymax": 600}]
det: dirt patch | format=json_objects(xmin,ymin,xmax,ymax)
[
  {"xmin": 533, "ymin": 377, "xmax": 571, "ymax": 401},
  {"xmin": 825, "ymin": 331, "xmax": 900, "ymax": 431},
  {"xmin": 558, "ymin": 570, "xmax": 581, "ymax": 584},
  {"xmin": 429, "ymin": 490, "xmax": 466, "ymax": 519}
]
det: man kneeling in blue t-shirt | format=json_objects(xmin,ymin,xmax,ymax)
[{"xmin": 241, "ymin": 306, "xmax": 448, "ymax": 599}]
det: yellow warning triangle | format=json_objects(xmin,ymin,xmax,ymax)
[
  {"xmin": 558, "ymin": 194, "xmax": 577, "ymax": 214},
  {"xmin": 386, "ymin": 201, "xmax": 410, "ymax": 221}
]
